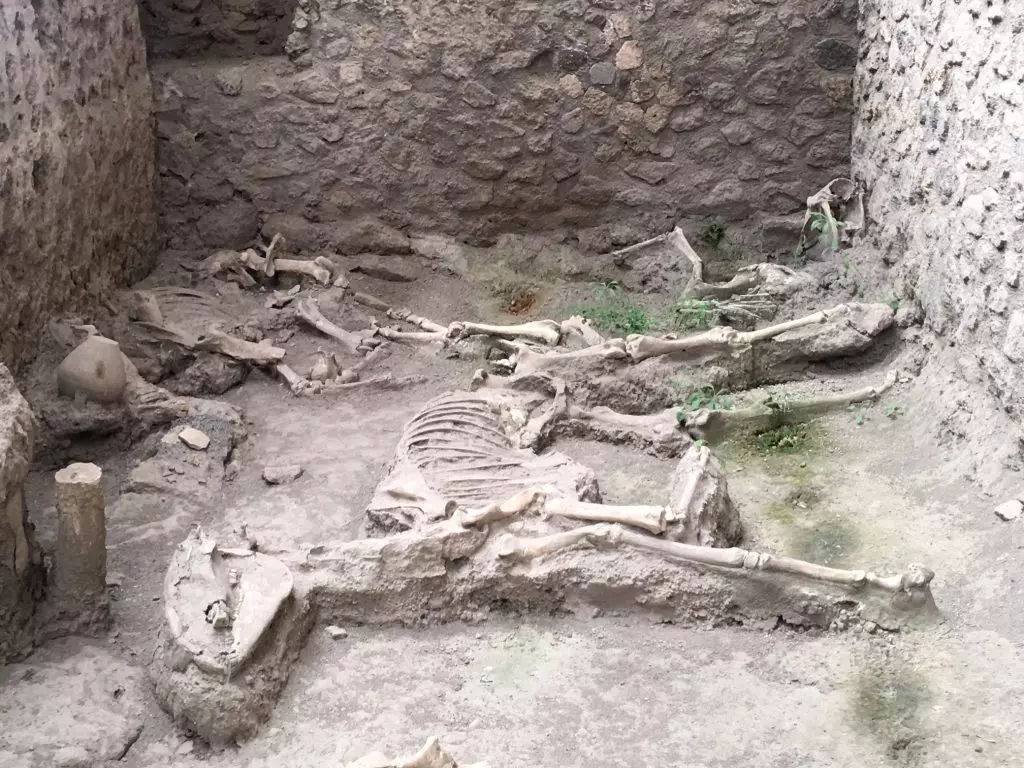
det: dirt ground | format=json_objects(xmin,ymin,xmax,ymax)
[{"xmin": 4, "ymin": 247, "xmax": 1024, "ymax": 768}]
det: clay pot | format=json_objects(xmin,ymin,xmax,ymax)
[{"xmin": 56, "ymin": 335, "xmax": 127, "ymax": 404}]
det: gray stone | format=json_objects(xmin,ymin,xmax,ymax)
[
  {"xmin": 338, "ymin": 61, "xmax": 364, "ymax": 85},
  {"xmin": 214, "ymin": 69, "xmax": 244, "ymax": 97},
  {"xmin": 560, "ymin": 108, "xmax": 585, "ymax": 134},
  {"xmin": 327, "ymin": 217, "xmax": 411, "ymax": 254},
  {"xmin": 292, "ymin": 72, "xmax": 339, "ymax": 104},
  {"xmin": 589, "ymin": 62, "xmax": 617, "ymax": 85},
  {"xmin": 670, "ymin": 106, "xmax": 706, "ymax": 131},
  {"xmin": 196, "ymin": 200, "xmax": 259, "ymax": 249},
  {"xmin": 178, "ymin": 427, "xmax": 211, "ymax": 451},
  {"xmin": 812, "ymin": 39, "xmax": 858, "ymax": 72},
  {"xmin": 628, "ymin": 80, "xmax": 656, "ymax": 103},
  {"xmin": 262, "ymin": 465, "xmax": 304, "ymax": 485},
  {"xmin": 550, "ymin": 150, "xmax": 582, "ymax": 181},
  {"xmin": 555, "ymin": 47, "xmax": 588, "ymax": 72},
  {"xmin": 461, "ymin": 82, "xmax": 498, "ymax": 108},
  {"xmin": 624, "ymin": 162, "xmax": 673, "ymax": 185},
  {"xmin": 464, "ymin": 158, "xmax": 507, "ymax": 181},
  {"xmin": 721, "ymin": 120, "xmax": 755, "ymax": 146},
  {"xmin": 558, "ymin": 74, "xmax": 584, "ymax": 98}
]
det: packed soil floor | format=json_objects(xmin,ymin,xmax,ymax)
[{"xmin": 3, "ymin": 245, "xmax": 1024, "ymax": 768}]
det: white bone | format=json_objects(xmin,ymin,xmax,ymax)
[
  {"xmin": 544, "ymin": 497, "xmax": 667, "ymax": 534},
  {"xmin": 450, "ymin": 319, "xmax": 562, "ymax": 346}
]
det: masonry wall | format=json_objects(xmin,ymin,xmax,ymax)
[
  {"xmin": 139, "ymin": 0, "xmax": 295, "ymax": 57},
  {"xmin": 0, "ymin": 0, "xmax": 157, "ymax": 371},
  {"xmin": 153, "ymin": 0, "xmax": 859, "ymax": 255},
  {"xmin": 853, "ymin": 1, "xmax": 1024, "ymax": 421}
]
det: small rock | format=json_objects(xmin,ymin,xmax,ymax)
[
  {"xmin": 214, "ymin": 69, "xmax": 244, "ymax": 97},
  {"xmin": 615, "ymin": 41, "xmax": 644, "ymax": 70},
  {"xmin": 589, "ymin": 62, "xmax": 616, "ymax": 85},
  {"xmin": 864, "ymin": 621, "xmax": 878, "ymax": 634},
  {"xmin": 178, "ymin": 427, "xmax": 211, "ymax": 451},
  {"xmin": 105, "ymin": 571, "xmax": 125, "ymax": 587},
  {"xmin": 350, "ymin": 255, "xmax": 417, "ymax": 283},
  {"xmin": 325, "ymin": 625, "xmax": 348, "ymax": 640},
  {"xmin": 262, "ymin": 465, "xmax": 304, "ymax": 485},
  {"xmin": 995, "ymin": 499, "xmax": 1023, "ymax": 521},
  {"xmin": 176, "ymin": 740, "xmax": 195, "ymax": 756}
]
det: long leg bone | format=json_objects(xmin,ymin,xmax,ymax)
[
  {"xmin": 685, "ymin": 371, "xmax": 898, "ymax": 443},
  {"xmin": 240, "ymin": 250, "xmax": 334, "ymax": 286},
  {"xmin": 625, "ymin": 305, "xmax": 848, "ymax": 362},
  {"xmin": 544, "ymin": 497, "xmax": 667, "ymax": 534},
  {"xmin": 296, "ymin": 298, "xmax": 378, "ymax": 355},
  {"xmin": 498, "ymin": 523, "xmax": 935, "ymax": 601},
  {"xmin": 450, "ymin": 319, "xmax": 562, "ymax": 346},
  {"xmin": 609, "ymin": 227, "xmax": 704, "ymax": 297},
  {"xmin": 134, "ymin": 321, "xmax": 285, "ymax": 364}
]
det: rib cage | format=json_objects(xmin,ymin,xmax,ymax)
[{"xmin": 366, "ymin": 392, "xmax": 598, "ymax": 533}]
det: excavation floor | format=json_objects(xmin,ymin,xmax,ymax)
[{"xmin": 9, "ymin": 264, "xmax": 1024, "ymax": 768}]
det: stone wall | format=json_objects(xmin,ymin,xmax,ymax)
[
  {"xmin": 0, "ymin": 0, "xmax": 156, "ymax": 371},
  {"xmin": 0, "ymin": 365, "xmax": 43, "ymax": 664},
  {"xmin": 853, "ymin": 1, "xmax": 1024, "ymax": 450},
  {"xmin": 153, "ymin": 0, "xmax": 859, "ymax": 255},
  {"xmin": 139, "ymin": 0, "xmax": 296, "ymax": 58}
]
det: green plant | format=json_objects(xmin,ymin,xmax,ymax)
[
  {"xmin": 884, "ymin": 297, "xmax": 901, "ymax": 312},
  {"xmin": 667, "ymin": 298, "xmax": 714, "ymax": 330},
  {"xmin": 569, "ymin": 281, "xmax": 654, "ymax": 335},
  {"xmin": 683, "ymin": 385, "xmax": 734, "ymax": 412},
  {"xmin": 754, "ymin": 423, "xmax": 809, "ymax": 453},
  {"xmin": 807, "ymin": 210, "xmax": 843, "ymax": 253},
  {"xmin": 701, "ymin": 219, "xmax": 727, "ymax": 247},
  {"xmin": 885, "ymin": 404, "xmax": 904, "ymax": 420}
]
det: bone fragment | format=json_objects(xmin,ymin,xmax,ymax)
[
  {"xmin": 319, "ymin": 374, "xmax": 427, "ymax": 393},
  {"xmin": 544, "ymin": 497, "xmax": 667, "ymax": 534},
  {"xmin": 610, "ymin": 227, "xmax": 705, "ymax": 297},
  {"xmin": 260, "ymin": 233, "xmax": 284, "ymax": 277},
  {"xmin": 559, "ymin": 315, "xmax": 605, "ymax": 346},
  {"xmin": 354, "ymin": 293, "xmax": 448, "ymax": 333},
  {"xmin": 276, "ymin": 363, "xmax": 309, "ymax": 394},
  {"xmin": 348, "ymin": 736, "xmax": 488, "ymax": 768},
  {"xmin": 54, "ymin": 463, "xmax": 107, "ymax": 607},
  {"xmin": 240, "ymin": 250, "xmax": 333, "ymax": 285},
  {"xmin": 296, "ymin": 298, "xmax": 376, "ymax": 355},
  {"xmin": 450, "ymin": 319, "xmax": 562, "ymax": 346}
]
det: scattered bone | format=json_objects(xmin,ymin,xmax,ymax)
[
  {"xmin": 53, "ymin": 463, "xmax": 108, "ymax": 616},
  {"xmin": 354, "ymin": 293, "xmax": 447, "ymax": 333},
  {"xmin": 240, "ymin": 249, "xmax": 334, "ymax": 286},
  {"xmin": 995, "ymin": 499, "xmax": 1022, "ymax": 522},
  {"xmin": 798, "ymin": 177, "xmax": 864, "ymax": 254},
  {"xmin": 178, "ymin": 427, "xmax": 211, "ymax": 451},
  {"xmin": 296, "ymin": 298, "xmax": 378, "ymax": 355},
  {"xmin": 450, "ymin": 319, "xmax": 561, "ymax": 346},
  {"xmin": 310, "ymin": 349, "xmax": 340, "ymax": 382},
  {"xmin": 262, "ymin": 465, "xmax": 304, "ymax": 485},
  {"xmin": 608, "ymin": 226, "xmax": 704, "ymax": 296}
]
